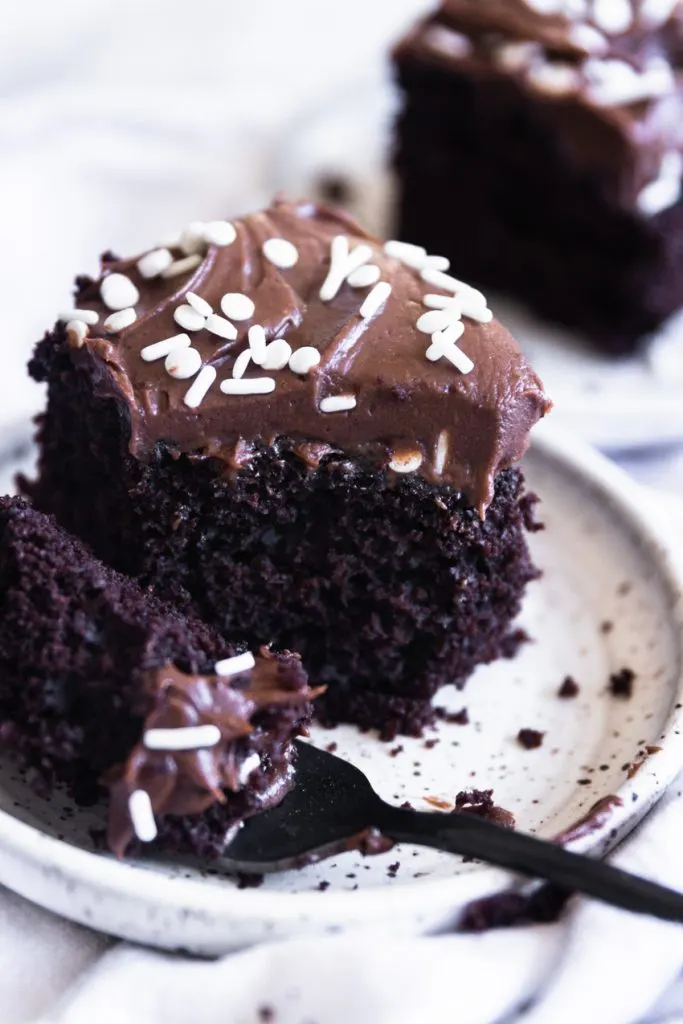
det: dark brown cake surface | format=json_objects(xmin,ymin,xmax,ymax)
[
  {"xmin": 0, "ymin": 497, "xmax": 316, "ymax": 858},
  {"xmin": 393, "ymin": 0, "xmax": 683, "ymax": 353}
]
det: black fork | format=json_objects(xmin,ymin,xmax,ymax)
[{"xmin": 221, "ymin": 741, "xmax": 683, "ymax": 923}]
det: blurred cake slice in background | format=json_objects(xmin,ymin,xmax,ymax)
[{"xmin": 393, "ymin": 0, "xmax": 683, "ymax": 355}]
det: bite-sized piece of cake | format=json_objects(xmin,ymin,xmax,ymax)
[
  {"xmin": 0, "ymin": 497, "xmax": 317, "ymax": 858},
  {"xmin": 393, "ymin": 0, "xmax": 683, "ymax": 354},
  {"xmin": 27, "ymin": 197, "xmax": 550, "ymax": 737}
]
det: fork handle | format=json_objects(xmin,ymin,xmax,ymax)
[{"xmin": 378, "ymin": 804, "xmax": 683, "ymax": 923}]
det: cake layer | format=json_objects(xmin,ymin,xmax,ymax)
[
  {"xmin": 393, "ymin": 0, "xmax": 683, "ymax": 352},
  {"xmin": 0, "ymin": 497, "xmax": 316, "ymax": 858}
]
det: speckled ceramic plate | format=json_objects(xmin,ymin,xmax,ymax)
[
  {"xmin": 273, "ymin": 75, "xmax": 683, "ymax": 451},
  {"xmin": 0, "ymin": 425, "xmax": 681, "ymax": 955}
]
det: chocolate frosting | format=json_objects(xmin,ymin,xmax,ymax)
[
  {"xmin": 106, "ymin": 649, "xmax": 322, "ymax": 857},
  {"xmin": 395, "ymin": 1, "xmax": 683, "ymax": 208},
  {"xmin": 68, "ymin": 198, "xmax": 550, "ymax": 514}
]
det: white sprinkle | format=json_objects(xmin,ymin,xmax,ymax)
[
  {"xmin": 347, "ymin": 264, "xmax": 381, "ymax": 288},
  {"xmin": 202, "ymin": 220, "xmax": 237, "ymax": 247},
  {"xmin": 215, "ymin": 652, "xmax": 256, "ymax": 676},
  {"xmin": 165, "ymin": 347, "xmax": 202, "ymax": 379},
  {"xmin": 232, "ymin": 348, "xmax": 252, "ymax": 379},
  {"xmin": 186, "ymin": 292, "xmax": 213, "ymax": 317},
  {"xmin": 174, "ymin": 304, "xmax": 206, "ymax": 332},
  {"xmin": 527, "ymin": 62, "xmax": 580, "ymax": 97},
  {"xmin": 128, "ymin": 790, "xmax": 157, "ymax": 843},
  {"xmin": 568, "ymin": 23, "xmax": 609, "ymax": 56},
  {"xmin": 221, "ymin": 293, "xmax": 255, "ymax": 322},
  {"xmin": 65, "ymin": 320, "xmax": 88, "ymax": 347},
  {"xmin": 640, "ymin": 0, "xmax": 679, "ymax": 29},
  {"xmin": 180, "ymin": 222, "xmax": 207, "ymax": 255},
  {"xmin": 359, "ymin": 281, "xmax": 392, "ymax": 320},
  {"xmin": 423, "ymin": 24, "xmax": 472, "ymax": 59},
  {"xmin": 206, "ymin": 314, "xmax": 238, "ymax": 341},
  {"xmin": 319, "ymin": 238, "xmax": 373, "ymax": 301},
  {"xmin": 263, "ymin": 237, "xmax": 299, "ymax": 269},
  {"xmin": 184, "ymin": 365, "xmax": 217, "ymax": 408},
  {"xmin": 525, "ymin": 0, "xmax": 564, "ymax": 12},
  {"xmin": 320, "ymin": 394, "xmax": 357, "ymax": 414},
  {"xmin": 289, "ymin": 347, "xmax": 321, "ymax": 375},
  {"xmin": 428, "ymin": 342, "xmax": 474, "ymax": 375},
  {"xmin": 137, "ymin": 248, "xmax": 173, "ymax": 279},
  {"xmin": 493, "ymin": 41, "xmax": 540, "ymax": 73},
  {"xmin": 104, "ymin": 308, "xmax": 137, "ymax": 332},
  {"xmin": 383, "ymin": 240, "xmax": 427, "ymax": 269},
  {"xmin": 220, "ymin": 376, "xmax": 276, "ymax": 395},
  {"xmin": 59, "ymin": 308, "xmax": 99, "ymax": 326},
  {"xmin": 248, "ymin": 324, "xmax": 268, "ymax": 364},
  {"xmin": 423, "ymin": 255, "xmax": 450, "ymax": 272},
  {"xmin": 101, "ymin": 273, "xmax": 140, "ymax": 311},
  {"xmin": 585, "ymin": 57, "xmax": 675, "ymax": 108},
  {"xmin": 417, "ymin": 309, "xmax": 455, "ymax": 334},
  {"xmin": 427, "ymin": 320, "xmax": 465, "ymax": 355},
  {"xmin": 435, "ymin": 430, "xmax": 449, "ymax": 476},
  {"xmin": 637, "ymin": 152, "xmax": 683, "ymax": 216},
  {"xmin": 427, "ymin": 326, "xmax": 474, "ymax": 374},
  {"xmin": 237, "ymin": 752, "xmax": 262, "ymax": 787},
  {"xmin": 592, "ymin": 0, "xmax": 633, "ymax": 34},
  {"xmin": 141, "ymin": 334, "xmax": 191, "ymax": 362},
  {"xmin": 261, "ymin": 339, "xmax": 293, "ymax": 371},
  {"xmin": 161, "ymin": 254, "xmax": 203, "ymax": 279},
  {"xmin": 460, "ymin": 295, "xmax": 494, "ymax": 323},
  {"xmin": 319, "ymin": 235, "xmax": 349, "ymax": 301},
  {"xmin": 389, "ymin": 450, "xmax": 424, "ymax": 474},
  {"xmin": 421, "ymin": 268, "xmax": 488, "ymax": 308},
  {"xmin": 423, "ymin": 293, "xmax": 462, "ymax": 310},
  {"xmin": 144, "ymin": 724, "xmax": 222, "ymax": 751}
]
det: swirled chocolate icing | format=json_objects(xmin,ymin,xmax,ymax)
[
  {"xmin": 68, "ymin": 198, "xmax": 550, "ymax": 515},
  {"xmin": 395, "ymin": 0, "xmax": 683, "ymax": 209},
  {"xmin": 106, "ymin": 649, "xmax": 323, "ymax": 857}
]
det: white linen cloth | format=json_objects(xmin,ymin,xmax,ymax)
[{"xmin": 2, "ymin": 2, "xmax": 683, "ymax": 1021}]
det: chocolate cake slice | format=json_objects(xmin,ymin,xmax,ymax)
[
  {"xmin": 393, "ymin": 0, "xmax": 683, "ymax": 355},
  {"xmin": 0, "ymin": 497, "xmax": 317, "ymax": 858},
  {"xmin": 28, "ymin": 197, "xmax": 550, "ymax": 737}
]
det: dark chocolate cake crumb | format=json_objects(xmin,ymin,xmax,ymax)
[
  {"xmin": 645, "ymin": 745, "xmax": 662, "ymax": 755},
  {"xmin": 460, "ymin": 885, "xmax": 569, "ymax": 932},
  {"xmin": 609, "ymin": 668, "xmax": 635, "ymax": 699},
  {"xmin": 257, "ymin": 1006, "xmax": 275, "ymax": 1023},
  {"xmin": 424, "ymin": 738, "xmax": 439, "ymax": 750},
  {"xmin": 325, "ymin": 742, "xmax": 338, "ymax": 754},
  {"xmin": 600, "ymin": 621, "xmax": 614, "ymax": 635},
  {"xmin": 400, "ymin": 800, "xmax": 414, "ymax": 810},
  {"xmin": 454, "ymin": 789, "xmax": 516, "ymax": 829},
  {"xmin": 558, "ymin": 677, "xmax": 579, "ymax": 699},
  {"xmin": 435, "ymin": 707, "xmax": 469, "ymax": 725},
  {"xmin": 389, "ymin": 745, "xmax": 404, "ymax": 758},
  {"xmin": 387, "ymin": 861, "xmax": 401, "ymax": 877},
  {"xmin": 517, "ymin": 728, "xmax": 545, "ymax": 750},
  {"xmin": 317, "ymin": 881, "xmax": 330, "ymax": 892},
  {"xmin": 236, "ymin": 873, "xmax": 264, "ymax": 889}
]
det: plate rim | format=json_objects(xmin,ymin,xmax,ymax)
[{"xmin": 0, "ymin": 423, "xmax": 682, "ymax": 925}]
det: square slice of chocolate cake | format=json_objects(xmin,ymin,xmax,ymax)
[
  {"xmin": 393, "ymin": 0, "xmax": 683, "ymax": 355},
  {"xmin": 27, "ymin": 197, "xmax": 550, "ymax": 737},
  {"xmin": 0, "ymin": 497, "xmax": 317, "ymax": 859}
]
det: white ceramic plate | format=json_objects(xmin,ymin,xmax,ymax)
[
  {"xmin": 0, "ymin": 425, "xmax": 681, "ymax": 956},
  {"xmin": 273, "ymin": 76, "xmax": 683, "ymax": 450}
]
